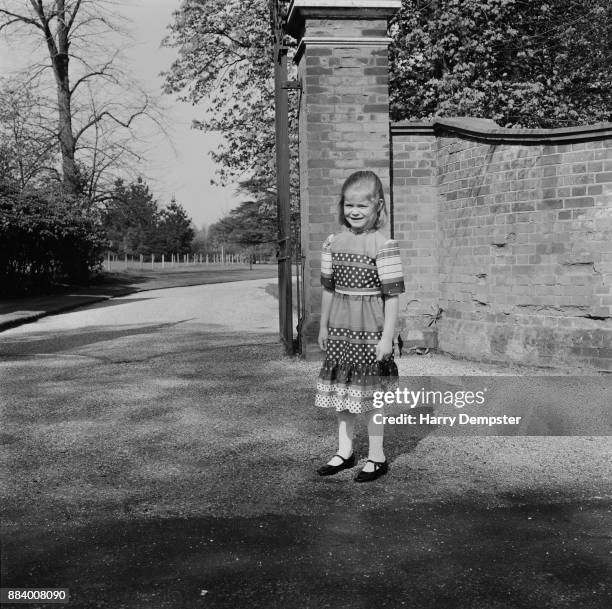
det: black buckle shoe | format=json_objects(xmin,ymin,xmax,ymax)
[
  {"xmin": 317, "ymin": 453, "xmax": 355, "ymax": 476},
  {"xmin": 354, "ymin": 459, "xmax": 388, "ymax": 483}
]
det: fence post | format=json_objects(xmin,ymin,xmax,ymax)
[
  {"xmin": 162, "ymin": 254, "xmax": 165, "ymax": 269},
  {"xmin": 152, "ymin": 254, "xmax": 155, "ymax": 269}
]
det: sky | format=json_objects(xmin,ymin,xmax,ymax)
[{"xmin": 0, "ymin": 0, "xmax": 241, "ymax": 229}]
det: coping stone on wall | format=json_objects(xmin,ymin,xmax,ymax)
[
  {"xmin": 286, "ymin": 0, "xmax": 402, "ymax": 35},
  {"xmin": 392, "ymin": 117, "xmax": 612, "ymax": 145}
]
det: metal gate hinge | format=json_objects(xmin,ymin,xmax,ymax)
[{"xmin": 282, "ymin": 80, "xmax": 302, "ymax": 90}]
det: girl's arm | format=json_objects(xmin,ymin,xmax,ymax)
[
  {"xmin": 376, "ymin": 295, "xmax": 399, "ymax": 361},
  {"xmin": 318, "ymin": 287, "xmax": 334, "ymax": 350}
]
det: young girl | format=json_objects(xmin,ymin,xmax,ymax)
[{"xmin": 315, "ymin": 170, "xmax": 405, "ymax": 482}]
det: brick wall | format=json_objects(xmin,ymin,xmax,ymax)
[
  {"xmin": 390, "ymin": 129, "xmax": 439, "ymax": 348},
  {"xmin": 391, "ymin": 119, "xmax": 612, "ymax": 370}
]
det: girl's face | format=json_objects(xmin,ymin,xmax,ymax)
[{"xmin": 343, "ymin": 185, "xmax": 379, "ymax": 231}]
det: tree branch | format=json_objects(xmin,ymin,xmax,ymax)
[
  {"xmin": 67, "ymin": 0, "xmax": 83, "ymax": 31},
  {"xmin": 73, "ymin": 99, "xmax": 149, "ymax": 144},
  {"xmin": 27, "ymin": 0, "xmax": 60, "ymax": 60},
  {"xmin": 69, "ymin": 58, "xmax": 120, "ymax": 95},
  {"xmin": 0, "ymin": 9, "xmax": 43, "ymax": 31}
]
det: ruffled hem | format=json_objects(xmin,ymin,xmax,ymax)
[
  {"xmin": 318, "ymin": 358, "xmax": 398, "ymax": 384},
  {"xmin": 315, "ymin": 358, "xmax": 399, "ymax": 413}
]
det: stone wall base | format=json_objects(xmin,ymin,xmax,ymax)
[{"xmin": 437, "ymin": 317, "xmax": 612, "ymax": 372}]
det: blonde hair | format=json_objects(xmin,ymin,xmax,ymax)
[{"xmin": 337, "ymin": 170, "xmax": 387, "ymax": 230}]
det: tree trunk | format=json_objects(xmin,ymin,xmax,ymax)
[
  {"xmin": 53, "ymin": 52, "xmax": 79, "ymax": 196},
  {"xmin": 37, "ymin": 0, "xmax": 79, "ymax": 196}
]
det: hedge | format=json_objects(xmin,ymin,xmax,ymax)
[{"xmin": 0, "ymin": 190, "xmax": 107, "ymax": 298}]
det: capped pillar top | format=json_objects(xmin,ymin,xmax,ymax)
[{"xmin": 286, "ymin": 0, "xmax": 402, "ymax": 38}]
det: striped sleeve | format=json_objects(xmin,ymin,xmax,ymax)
[
  {"xmin": 376, "ymin": 239, "xmax": 405, "ymax": 295},
  {"xmin": 320, "ymin": 234, "xmax": 335, "ymax": 290}
]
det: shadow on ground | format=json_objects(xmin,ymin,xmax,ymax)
[
  {"xmin": 0, "ymin": 319, "xmax": 198, "ymax": 357},
  {"xmin": 2, "ymin": 501, "xmax": 611, "ymax": 609},
  {"xmin": 88, "ymin": 267, "xmax": 279, "ymax": 293}
]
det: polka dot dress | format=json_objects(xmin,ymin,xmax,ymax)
[{"xmin": 316, "ymin": 230, "xmax": 405, "ymax": 413}]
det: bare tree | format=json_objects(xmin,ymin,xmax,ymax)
[
  {"xmin": 0, "ymin": 0, "xmax": 164, "ymax": 199},
  {"xmin": 0, "ymin": 78, "xmax": 58, "ymax": 190}
]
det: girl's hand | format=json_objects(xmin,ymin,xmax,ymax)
[
  {"xmin": 376, "ymin": 337, "xmax": 393, "ymax": 362},
  {"xmin": 318, "ymin": 327, "xmax": 329, "ymax": 351}
]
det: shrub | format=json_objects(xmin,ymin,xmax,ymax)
[{"xmin": 0, "ymin": 189, "xmax": 107, "ymax": 297}]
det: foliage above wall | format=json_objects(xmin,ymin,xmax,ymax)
[
  {"xmin": 390, "ymin": 0, "xmax": 611, "ymax": 127},
  {"xmin": 164, "ymin": 0, "xmax": 610, "ymax": 190}
]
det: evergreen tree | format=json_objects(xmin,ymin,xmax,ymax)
[
  {"xmin": 103, "ymin": 178, "xmax": 159, "ymax": 256},
  {"xmin": 208, "ymin": 200, "xmax": 277, "ymax": 256},
  {"xmin": 103, "ymin": 180, "xmax": 195, "ymax": 257},
  {"xmin": 156, "ymin": 198, "xmax": 195, "ymax": 255}
]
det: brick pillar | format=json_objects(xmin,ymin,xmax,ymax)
[{"xmin": 286, "ymin": 0, "xmax": 401, "ymax": 358}]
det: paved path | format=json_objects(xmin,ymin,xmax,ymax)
[
  {"xmin": 0, "ymin": 266, "xmax": 278, "ymax": 332},
  {"xmin": 0, "ymin": 278, "xmax": 279, "ymax": 343}
]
